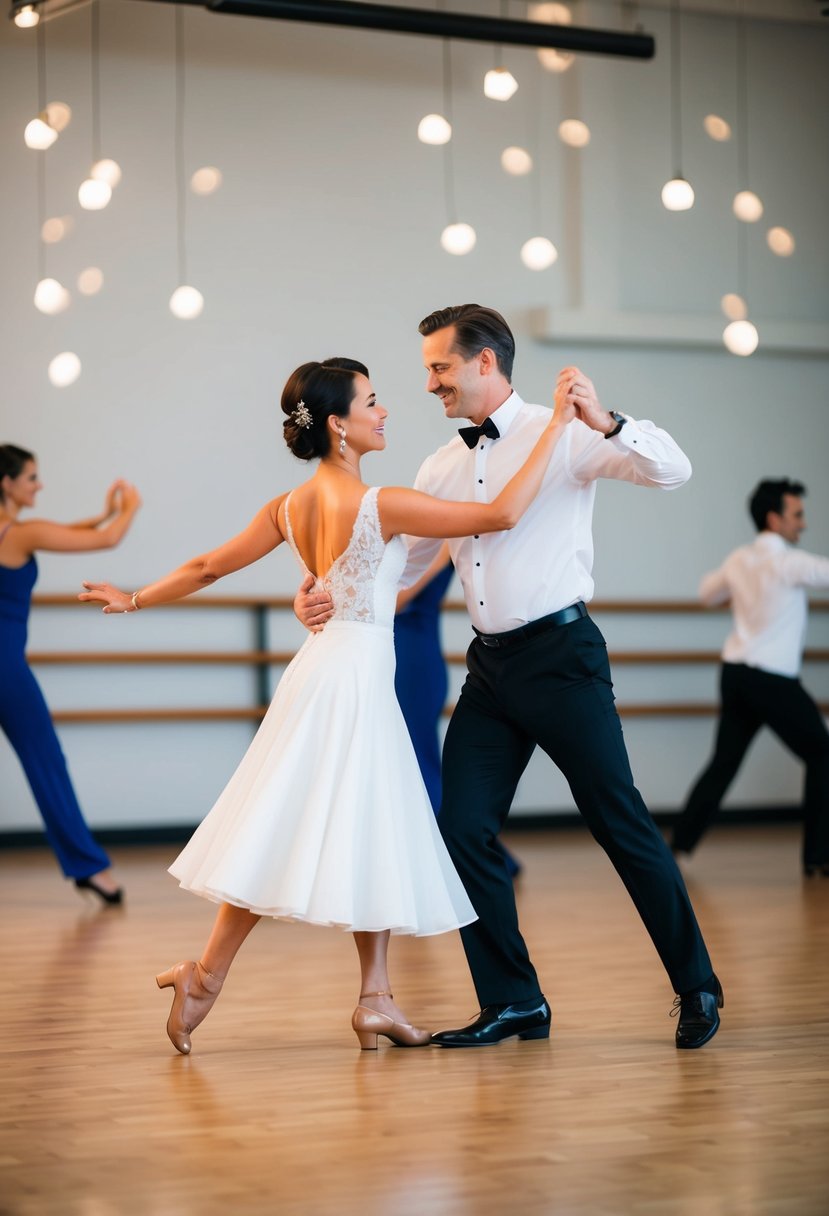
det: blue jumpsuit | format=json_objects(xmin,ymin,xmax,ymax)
[
  {"xmin": 394, "ymin": 562, "xmax": 521, "ymax": 878},
  {"xmin": 393, "ymin": 562, "xmax": 455, "ymax": 813},
  {"xmin": 0, "ymin": 535, "xmax": 111, "ymax": 879}
]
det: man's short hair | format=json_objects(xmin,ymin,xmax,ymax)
[
  {"xmin": 748, "ymin": 478, "xmax": 806, "ymax": 532},
  {"xmin": 418, "ymin": 304, "xmax": 515, "ymax": 382}
]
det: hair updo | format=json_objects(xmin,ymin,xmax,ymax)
[
  {"xmin": 0, "ymin": 444, "xmax": 35, "ymax": 502},
  {"xmin": 281, "ymin": 357, "xmax": 369, "ymax": 461}
]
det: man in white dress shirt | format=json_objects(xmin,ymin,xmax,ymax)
[
  {"xmin": 297, "ymin": 304, "xmax": 722, "ymax": 1048},
  {"xmin": 672, "ymin": 478, "xmax": 829, "ymax": 874}
]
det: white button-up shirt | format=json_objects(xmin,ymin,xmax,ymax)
[
  {"xmin": 403, "ymin": 391, "xmax": 692, "ymax": 635},
  {"xmin": 700, "ymin": 532, "xmax": 829, "ymax": 678}
]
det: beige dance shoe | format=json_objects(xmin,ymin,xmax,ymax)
[
  {"xmin": 351, "ymin": 991, "xmax": 431, "ymax": 1049},
  {"xmin": 155, "ymin": 960, "xmax": 224, "ymax": 1055}
]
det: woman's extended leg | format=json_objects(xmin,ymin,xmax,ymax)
[{"xmin": 156, "ymin": 902, "xmax": 261, "ymax": 1054}]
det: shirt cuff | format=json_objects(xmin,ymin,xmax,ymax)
[{"xmin": 606, "ymin": 413, "xmax": 635, "ymax": 445}]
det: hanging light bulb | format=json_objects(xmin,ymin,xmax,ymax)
[
  {"xmin": 14, "ymin": 4, "xmax": 40, "ymax": 28},
  {"xmin": 520, "ymin": 237, "xmax": 558, "ymax": 271},
  {"xmin": 721, "ymin": 293, "xmax": 747, "ymax": 321},
  {"xmin": 661, "ymin": 177, "xmax": 695, "ymax": 211},
  {"xmin": 766, "ymin": 226, "xmax": 795, "ymax": 257},
  {"xmin": 48, "ymin": 352, "xmax": 82, "ymax": 387},
  {"xmin": 191, "ymin": 166, "xmax": 223, "ymax": 194},
  {"xmin": 78, "ymin": 177, "xmax": 112, "ymax": 210},
  {"xmin": 529, "ymin": 2, "xmax": 572, "ymax": 21},
  {"xmin": 733, "ymin": 190, "xmax": 763, "ymax": 222},
  {"xmin": 417, "ymin": 114, "xmax": 452, "ymax": 146},
  {"xmin": 660, "ymin": 1, "xmax": 694, "ymax": 213},
  {"xmin": 41, "ymin": 216, "xmax": 73, "ymax": 244},
  {"xmin": 501, "ymin": 146, "xmax": 533, "ymax": 176},
  {"xmin": 537, "ymin": 48, "xmax": 574, "ymax": 72},
  {"xmin": 77, "ymin": 267, "xmax": 104, "ymax": 295},
  {"xmin": 169, "ymin": 285, "xmax": 204, "ymax": 319},
  {"xmin": 77, "ymin": 5, "xmax": 119, "ymax": 212},
  {"xmin": 703, "ymin": 114, "xmax": 731, "ymax": 141},
  {"xmin": 440, "ymin": 223, "xmax": 476, "ymax": 256},
  {"xmin": 723, "ymin": 319, "xmax": 758, "ymax": 356},
  {"xmin": 168, "ymin": 11, "xmax": 205, "ymax": 320},
  {"xmin": 91, "ymin": 158, "xmax": 122, "ymax": 187},
  {"xmin": 558, "ymin": 119, "xmax": 590, "ymax": 148},
  {"xmin": 44, "ymin": 101, "xmax": 71, "ymax": 131},
  {"xmin": 24, "ymin": 115, "xmax": 57, "ymax": 150},
  {"xmin": 34, "ymin": 277, "xmax": 70, "ymax": 315},
  {"xmin": 531, "ymin": 1, "xmax": 574, "ymax": 70},
  {"xmin": 530, "ymin": 2, "xmax": 574, "ymax": 72},
  {"xmin": 484, "ymin": 68, "xmax": 518, "ymax": 101}
]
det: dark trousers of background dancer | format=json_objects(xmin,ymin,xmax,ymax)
[{"xmin": 673, "ymin": 662, "xmax": 829, "ymax": 872}]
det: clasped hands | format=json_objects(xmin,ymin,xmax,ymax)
[{"xmin": 555, "ymin": 366, "xmax": 619, "ymax": 435}]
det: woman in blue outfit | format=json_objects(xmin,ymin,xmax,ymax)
[
  {"xmin": 0, "ymin": 444, "xmax": 141, "ymax": 904},
  {"xmin": 393, "ymin": 544, "xmax": 454, "ymax": 813},
  {"xmin": 393, "ymin": 544, "xmax": 521, "ymax": 878}
]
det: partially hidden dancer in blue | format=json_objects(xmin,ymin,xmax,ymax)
[
  {"xmin": 79, "ymin": 357, "xmax": 572, "ymax": 1054},
  {"xmin": 0, "ymin": 444, "xmax": 141, "ymax": 906},
  {"xmin": 394, "ymin": 545, "xmax": 522, "ymax": 878}
]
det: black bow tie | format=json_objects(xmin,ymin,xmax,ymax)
[{"xmin": 458, "ymin": 417, "xmax": 500, "ymax": 449}]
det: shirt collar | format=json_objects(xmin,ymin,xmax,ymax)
[
  {"xmin": 756, "ymin": 531, "xmax": 788, "ymax": 552},
  {"xmin": 485, "ymin": 390, "xmax": 524, "ymax": 439}
]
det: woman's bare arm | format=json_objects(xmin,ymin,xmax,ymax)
[
  {"xmin": 15, "ymin": 483, "xmax": 142, "ymax": 555},
  {"xmin": 378, "ymin": 405, "xmax": 573, "ymax": 540},
  {"xmin": 79, "ymin": 495, "xmax": 287, "ymax": 613}
]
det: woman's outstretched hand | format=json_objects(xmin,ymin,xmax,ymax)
[
  {"xmin": 79, "ymin": 581, "xmax": 134, "ymax": 613},
  {"xmin": 103, "ymin": 480, "xmax": 124, "ymax": 518}
]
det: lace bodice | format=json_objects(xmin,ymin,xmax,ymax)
[{"xmin": 285, "ymin": 486, "xmax": 406, "ymax": 627}]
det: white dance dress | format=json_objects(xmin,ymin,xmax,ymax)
[{"xmin": 169, "ymin": 486, "xmax": 476, "ymax": 936}]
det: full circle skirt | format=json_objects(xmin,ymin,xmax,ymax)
[{"xmin": 169, "ymin": 621, "xmax": 476, "ymax": 936}]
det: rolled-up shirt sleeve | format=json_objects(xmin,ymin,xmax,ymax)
[{"xmin": 699, "ymin": 565, "xmax": 731, "ymax": 606}]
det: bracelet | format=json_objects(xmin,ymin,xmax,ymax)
[{"xmin": 130, "ymin": 590, "xmax": 143, "ymax": 612}]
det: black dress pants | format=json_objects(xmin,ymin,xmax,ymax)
[
  {"xmin": 438, "ymin": 614, "xmax": 713, "ymax": 1007},
  {"xmin": 672, "ymin": 662, "xmax": 829, "ymax": 866}
]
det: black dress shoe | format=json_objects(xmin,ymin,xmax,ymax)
[
  {"xmin": 74, "ymin": 877, "xmax": 124, "ymax": 907},
  {"xmin": 673, "ymin": 976, "xmax": 723, "ymax": 1049},
  {"xmin": 431, "ymin": 998, "xmax": 551, "ymax": 1047}
]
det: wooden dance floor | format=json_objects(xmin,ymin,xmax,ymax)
[{"xmin": 2, "ymin": 824, "xmax": 828, "ymax": 1215}]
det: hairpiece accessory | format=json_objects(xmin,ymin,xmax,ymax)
[{"xmin": 293, "ymin": 400, "xmax": 313, "ymax": 429}]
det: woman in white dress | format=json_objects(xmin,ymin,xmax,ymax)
[{"xmin": 81, "ymin": 357, "xmax": 571, "ymax": 1054}]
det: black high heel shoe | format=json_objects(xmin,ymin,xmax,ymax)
[{"xmin": 74, "ymin": 876, "xmax": 124, "ymax": 906}]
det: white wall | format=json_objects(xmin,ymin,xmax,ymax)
[{"xmin": 1, "ymin": 1, "xmax": 827, "ymax": 830}]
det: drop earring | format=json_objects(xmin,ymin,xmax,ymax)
[{"xmin": 338, "ymin": 428, "xmax": 347, "ymax": 456}]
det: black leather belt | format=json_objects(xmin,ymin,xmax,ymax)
[{"xmin": 474, "ymin": 601, "xmax": 588, "ymax": 648}]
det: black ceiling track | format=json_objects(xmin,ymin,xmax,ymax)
[{"xmin": 188, "ymin": 0, "xmax": 655, "ymax": 60}]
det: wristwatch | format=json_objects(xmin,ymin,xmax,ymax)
[{"xmin": 604, "ymin": 411, "xmax": 627, "ymax": 439}]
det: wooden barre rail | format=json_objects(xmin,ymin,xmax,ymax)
[
  {"xmin": 31, "ymin": 594, "xmax": 829, "ymax": 612},
  {"xmin": 27, "ymin": 648, "xmax": 829, "ymax": 666},
  {"xmin": 46, "ymin": 701, "xmax": 829, "ymax": 724},
  {"xmin": 27, "ymin": 595, "xmax": 829, "ymax": 726}
]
